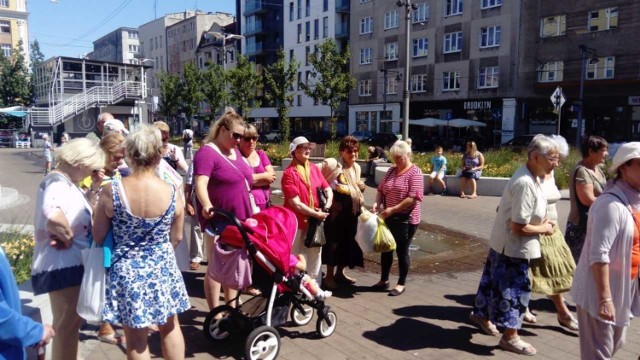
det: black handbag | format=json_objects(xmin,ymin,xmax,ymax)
[{"xmin": 304, "ymin": 187, "xmax": 328, "ymax": 248}]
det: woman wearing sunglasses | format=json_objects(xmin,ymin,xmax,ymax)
[
  {"xmin": 239, "ymin": 124, "xmax": 276, "ymax": 211},
  {"xmin": 194, "ymin": 109, "xmax": 254, "ymax": 310}
]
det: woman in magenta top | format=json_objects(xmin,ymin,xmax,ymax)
[
  {"xmin": 194, "ymin": 109, "xmax": 253, "ymax": 310},
  {"xmin": 239, "ymin": 124, "xmax": 276, "ymax": 210},
  {"xmin": 372, "ymin": 140, "xmax": 424, "ymax": 296},
  {"xmin": 281, "ymin": 136, "xmax": 333, "ymax": 283}
]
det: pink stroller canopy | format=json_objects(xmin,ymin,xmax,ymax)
[{"xmin": 219, "ymin": 206, "xmax": 298, "ymax": 274}]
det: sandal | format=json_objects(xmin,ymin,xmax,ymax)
[
  {"xmin": 243, "ymin": 287, "xmax": 261, "ymax": 296},
  {"xmin": 558, "ymin": 314, "xmax": 579, "ymax": 331},
  {"xmin": 97, "ymin": 332, "xmax": 126, "ymax": 345},
  {"xmin": 499, "ymin": 336, "xmax": 536, "ymax": 356},
  {"xmin": 370, "ymin": 281, "xmax": 390, "ymax": 292},
  {"xmin": 469, "ymin": 312, "xmax": 499, "ymax": 336},
  {"xmin": 523, "ymin": 309, "xmax": 537, "ymax": 324}
]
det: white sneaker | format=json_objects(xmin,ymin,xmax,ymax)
[{"xmin": 316, "ymin": 290, "xmax": 332, "ymax": 301}]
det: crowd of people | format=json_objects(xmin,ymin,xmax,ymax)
[{"xmin": 4, "ymin": 106, "xmax": 639, "ymax": 360}]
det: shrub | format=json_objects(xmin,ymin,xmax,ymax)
[{"xmin": 0, "ymin": 231, "xmax": 34, "ymax": 284}]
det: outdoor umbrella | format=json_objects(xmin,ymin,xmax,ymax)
[
  {"xmin": 411, "ymin": 118, "xmax": 449, "ymax": 127},
  {"xmin": 0, "ymin": 106, "xmax": 28, "ymax": 117},
  {"xmin": 447, "ymin": 118, "xmax": 487, "ymax": 128}
]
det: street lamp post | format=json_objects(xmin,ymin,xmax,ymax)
[
  {"xmin": 396, "ymin": 0, "xmax": 417, "ymax": 141},
  {"xmin": 576, "ymin": 44, "xmax": 598, "ymax": 147}
]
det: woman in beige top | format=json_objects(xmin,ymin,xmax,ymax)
[{"xmin": 566, "ymin": 136, "xmax": 608, "ymax": 262}]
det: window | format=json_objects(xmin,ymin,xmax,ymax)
[
  {"xmin": 305, "ymin": 21, "xmax": 311, "ymax": 41},
  {"xmin": 445, "ymin": 0, "xmax": 463, "ymax": 16},
  {"xmin": 413, "ymin": 3, "xmax": 429, "ymax": 23},
  {"xmin": 289, "ymin": 49, "xmax": 294, "ymax": 61},
  {"xmin": 587, "ymin": 56, "xmax": 615, "ymax": 79},
  {"xmin": 159, "ymin": 36, "xmax": 163, "ymax": 48},
  {"xmin": 360, "ymin": 48, "xmax": 373, "ymax": 64},
  {"xmin": 1, "ymin": 44, "xmax": 11, "ymax": 57},
  {"xmin": 289, "ymin": 2, "xmax": 294, "ymax": 21},
  {"xmin": 358, "ymin": 79, "xmax": 372, "ymax": 96},
  {"xmin": 537, "ymin": 61, "xmax": 564, "ymax": 82},
  {"xmin": 386, "ymin": 76, "xmax": 398, "ymax": 94},
  {"xmin": 478, "ymin": 66, "xmax": 499, "ymax": 88},
  {"xmin": 0, "ymin": 20, "xmax": 9, "ymax": 34},
  {"xmin": 360, "ymin": 17, "xmax": 373, "ymax": 34},
  {"xmin": 323, "ymin": 17, "xmax": 329, "ymax": 38},
  {"xmin": 589, "ymin": 7, "xmax": 618, "ymax": 31},
  {"xmin": 360, "ymin": 0, "xmax": 371, "ymax": 2},
  {"xmin": 442, "ymin": 71, "xmax": 460, "ymax": 91},
  {"xmin": 297, "ymin": 24, "xmax": 303, "ymax": 43},
  {"xmin": 480, "ymin": 26, "xmax": 501, "ymax": 48},
  {"xmin": 128, "ymin": 31, "xmax": 138, "ymax": 39},
  {"xmin": 540, "ymin": 15, "xmax": 566, "ymax": 38},
  {"xmin": 305, "ymin": 46, "xmax": 310, "ymax": 65},
  {"xmin": 412, "ymin": 38, "xmax": 428, "ymax": 57},
  {"xmin": 481, "ymin": 0, "xmax": 501, "ymax": 9},
  {"xmin": 411, "ymin": 74, "xmax": 427, "ymax": 92},
  {"xmin": 384, "ymin": 42, "xmax": 398, "ymax": 61},
  {"xmin": 129, "ymin": 45, "xmax": 139, "ymax": 53},
  {"xmin": 297, "ymin": 72, "xmax": 301, "ymax": 89},
  {"xmin": 384, "ymin": 10, "xmax": 399, "ymax": 30},
  {"xmin": 155, "ymin": 37, "xmax": 159, "ymax": 49},
  {"xmin": 297, "ymin": 0, "xmax": 302, "ymax": 19},
  {"xmin": 314, "ymin": 19, "xmax": 319, "ymax": 39},
  {"xmin": 0, "ymin": 0, "xmax": 8, "ymax": 7},
  {"xmin": 305, "ymin": 0, "xmax": 310, "ymax": 17},
  {"xmin": 443, "ymin": 32, "xmax": 462, "ymax": 53},
  {"xmin": 323, "ymin": 0, "xmax": 328, "ymax": 12}
]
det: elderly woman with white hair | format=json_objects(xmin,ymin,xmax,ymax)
[
  {"xmin": 469, "ymin": 134, "xmax": 558, "ymax": 356},
  {"xmin": 371, "ymin": 140, "xmax": 424, "ymax": 296},
  {"xmin": 570, "ymin": 142, "xmax": 640, "ymax": 359},
  {"xmin": 31, "ymin": 138, "xmax": 106, "ymax": 360}
]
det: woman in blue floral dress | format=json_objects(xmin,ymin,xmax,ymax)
[{"xmin": 93, "ymin": 125, "xmax": 189, "ymax": 360}]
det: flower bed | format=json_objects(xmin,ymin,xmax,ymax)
[{"xmin": 0, "ymin": 231, "xmax": 34, "ymax": 284}]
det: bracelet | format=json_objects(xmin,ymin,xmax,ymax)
[{"xmin": 599, "ymin": 298, "xmax": 612, "ymax": 305}]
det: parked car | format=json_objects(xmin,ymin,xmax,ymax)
[
  {"xmin": 0, "ymin": 130, "xmax": 13, "ymax": 148},
  {"xmin": 350, "ymin": 130, "xmax": 373, "ymax": 142},
  {"xmin": 366, "ymin": 133, "xmax": 401, "ymax": 149},
  {"xmin": 263, "ymin": 130, "xmax": 282, "ymax": 142}
]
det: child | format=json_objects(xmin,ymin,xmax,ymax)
[
  {"xmin": 428, "ymin": 146, "xmax": 447, "ymax": 194},
  {"xmin": 290, "ymin": 253, "xmax": 332, "ymax": 300}
]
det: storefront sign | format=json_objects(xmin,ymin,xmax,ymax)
[
  {"xmin": 629, "ymin": 96, "xmax": 640, "ymax": 105},
  {"xmin": 464, "ymin": 100, "xmax": 493, "ymax": 110}
]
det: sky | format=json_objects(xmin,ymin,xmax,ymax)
[{"xmin": 28, "ymin": 0, "xmax": 236, "ymax": 59}]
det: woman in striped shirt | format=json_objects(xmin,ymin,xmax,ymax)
[{"xmin": 371, "ymin": 140, "xmax": 424, "ymax": 296}]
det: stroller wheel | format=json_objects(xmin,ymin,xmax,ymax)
[
  {"xmin": 316, "ymin": 310, "xmax": 337, "ymax": 338},
  {"xmin": 245, "ymin": 325, "xmax": 280, "ymax": 360},
  {"xmin": 203, "ymin": 305, "xmax": 234, "ymax": 342},
  {"xmin": 290, "ymin": 303, "xmax": 314, "ymax": 326}
]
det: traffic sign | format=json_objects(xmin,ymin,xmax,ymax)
[{"xmin": 550, "ymin": 86, "xmax": 566, "ymax": 110}]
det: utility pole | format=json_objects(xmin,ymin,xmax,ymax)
[{"xmin": 397, "ymin": 0, "xmax": 417, "ymax": 141}]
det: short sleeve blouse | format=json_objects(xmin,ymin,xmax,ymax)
[{"xmin": 377, "ymin": 165, "xmax": 424, "ymax": 225}]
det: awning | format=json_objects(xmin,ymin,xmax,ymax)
[
  {"xmin": 447, "ymin": 118, "xmax": 487, "ymax": 128},
  {"xmin": 411, "ymin": 118, "xmax": 449, "ymax": 127},
  {"xmin": 0, "ymin": 106, "xmax": 28, "ymax": 117}
]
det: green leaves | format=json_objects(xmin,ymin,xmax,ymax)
[
  {"xmin": 227, "ymin": 54, "xmax": 262, "ymax": 118},
  {"xmin": 263, "ymin": 49, "xmax": 299, "ymax": 142},
  {"xmin": 180, "ymin": 62, "xmax": 204, "ymax": 120},
  {"xmin": 0, "ymin": 40, "xmax": 31, "ymax": 108},
  {"xmin": 201, "ymin": 62, "xmax": 227, "ymax": 117},
  {"xmin": 157, "ymin": 71, "xmax": 181, "ymax": 120}
]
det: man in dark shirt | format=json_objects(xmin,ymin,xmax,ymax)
[{"xmin": 366, "ymin": 146, "xmax": 387, "ymax": 176}]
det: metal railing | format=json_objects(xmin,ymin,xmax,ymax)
[{"xmin": 29, "ymin": 81, "xmax": 144, "ymax": 127}]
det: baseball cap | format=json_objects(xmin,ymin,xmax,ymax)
[
  {"xmin": 104, "ymin": 119, "xmax": 129, "ymax": 135},
  {"xmin": 289, "ymin": 136, "xmax": 314, "ymax": 154}
]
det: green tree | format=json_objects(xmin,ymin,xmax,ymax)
[
  {"xmin": 180, "ymin": 62, "xmax": 204, "ymax": 125},
  {"xmin": 29, "ymin": 39, "xmax": 46, "ymax": 104},
  {"xmin": 201, "ymin": 61, "xmax": 227, "ymax": 117},
  {"xmin": 0, "ymin": 40, "xmax": 31, "ymax": 107},
  {"xmin": 300, "ymin": 38, "xmax": 355, "ymax": 140},
  {"xmin": 227, "ymin": 54, "xmax": 261, "ymax": 119},
  {"xmin": 263, "ymin": 49, "xmax": 299, "ymax": 142},
  {"xmin": 157, "ymin": 72, "xmax": 181, "ymax": 121}
]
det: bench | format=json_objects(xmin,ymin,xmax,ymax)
[{"xmin": 374, "ymin": 166, "xmax": 509, "ymax": 197}]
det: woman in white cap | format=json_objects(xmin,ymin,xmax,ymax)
[
  {"xmin": 570, "ymin": 142, "xmax": 640, "ymax": 359},
  {"xmin": 281, "ymin": 136, "xmax": 333, "ymax": 284},
  {"xmin": 42, "ymin": 134, "xmax": 53, "ymax": 175}
]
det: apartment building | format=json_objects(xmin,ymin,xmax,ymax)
[
  {"xmin": 166, "ymin": 11, "xmax": 234, "ymax": 75},
  {"xmin": 521, "ymin": 0, "xmax": 640, "ymax": 143},
  {"xmin": 86, "ymin": 27, "xmax": 140, "ymax": 64},
  {"xmin": 0, "ymin": 0, "xmax": 28, "ymax": 64}
]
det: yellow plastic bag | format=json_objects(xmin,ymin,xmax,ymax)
[{"xmin": 373, "ymin": 217, "xmax": 396, "ymax": 253}]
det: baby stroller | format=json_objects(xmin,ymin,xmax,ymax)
[{"xmin": 202, "ymin": 206, "xmax": 337, "ymax": 360}]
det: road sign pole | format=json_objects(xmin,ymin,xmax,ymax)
[{"xmin": 557, "ymin": 106, "xmax": 561, "ymax": 135}]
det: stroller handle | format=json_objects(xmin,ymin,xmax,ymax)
[{"xmin": 207, "ymin": 208, "xmax": 256, "ymax": 254}]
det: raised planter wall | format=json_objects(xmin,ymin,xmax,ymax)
[{"xmin": 374, "ymin": 166, "xmax": 509, "ymax": 197}]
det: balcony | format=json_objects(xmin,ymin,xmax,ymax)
[
  {"xmin": 245, "ymin": 42, "xmax": 264, "ymax": 56},
  {"xmin": 244, "ymin": 0, "xmax": 268, "ymax": 15},
  {"xmin": 244, "ymin": 20, "xmax": 265, "ymax": 36},
  {"xmin": 335, "ymin": 0, "xmax": 350, "ymax": 13},
  {"xmin": 335, "ymin": 23, "xmax": 349, "ymax": 38}
]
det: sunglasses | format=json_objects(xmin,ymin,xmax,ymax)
[
  {"xmin": 242, "ymin": 136, "xmax": 258, "ymax": 142},
  {"xmin": 223, "ymin": 125, "xmax": 244, "ymax": 140}
]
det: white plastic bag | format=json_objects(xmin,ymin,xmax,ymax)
[
  {"xmin": 76, "ymin": 242, "xmax": 105, "ymax": 322},
  {"xmin": 355, "ymin": 208, "xmax": 377, "ymax": 253}
]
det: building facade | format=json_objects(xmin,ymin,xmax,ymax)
[
  {"xmin": 0, "ymin": 0, "xmax": 28, "ymax": 64},
  {"xmin": 87, "ymin": 27, "xmax": 140, "ymax": 64}
]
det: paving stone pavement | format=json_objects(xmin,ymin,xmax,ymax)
[{"xmin": 81, "ymin": 172, "xmax": 640, "ymax": 359}]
